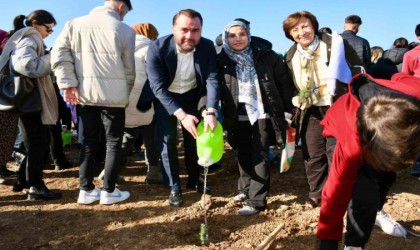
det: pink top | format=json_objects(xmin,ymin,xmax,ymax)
[{"xmin": 402, "ymin": 45, "xmax": 420, "ymax": 78}]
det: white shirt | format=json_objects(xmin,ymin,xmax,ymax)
[{"xmin": 168, "ymin": 47, "xmax": 197, "ymax": 94}]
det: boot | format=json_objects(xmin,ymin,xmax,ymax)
[{"xmin": 145, "ymin": 165, "xmax": 163, "ymax": 184}]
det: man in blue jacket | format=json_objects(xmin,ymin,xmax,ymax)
[{"xmin": 143, "ymin": 9, "xmax": 219, "ymax": 207}]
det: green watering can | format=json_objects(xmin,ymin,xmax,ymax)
[{"xmin": 196, "ymin": 120, "xmax": 224, "ymax": 167}]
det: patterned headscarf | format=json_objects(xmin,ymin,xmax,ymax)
[
  {"xmin": 222, "ymin": 21, "xmax": 264, "ymax": 125},
  {"xmin": 131, "ymin": 23, "xmax": 159, "ymax": 40}
]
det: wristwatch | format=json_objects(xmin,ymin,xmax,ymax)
[{"xmin": 206, "ymin": 111, "xmax": 217, "ymax": 117}]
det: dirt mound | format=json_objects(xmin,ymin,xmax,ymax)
[{"xmin": 1, "ymin": 146, "xmax": 419, "ymax": 249}]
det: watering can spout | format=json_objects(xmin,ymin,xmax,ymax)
[{"xmin": 198, "ymin": 156, "xmax": 214, "ymax": 168}]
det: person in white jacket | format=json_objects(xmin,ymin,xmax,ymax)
[
  {"xmin": 51, "ymin": 0, "xmax": 135, "ymax": 205},
  {"xmin": 121, "ymin": 23, "xmax": 163, "ymax": 184}
]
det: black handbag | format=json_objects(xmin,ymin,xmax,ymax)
[{"xmin": 0, "ymin": 58, "xmax": 41, "ymax": 113}]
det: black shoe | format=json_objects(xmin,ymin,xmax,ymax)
[
  {"xmin": 27, "ymin": 186, "xmax": 62, "ymax": 200},
  {"xmin": 12, "ymin": 178, "xmax": 28, "ymax": 192},
  {"xmin": 168, "ymin": 190, "xmax": 183, "ymax": 207},
  {"xmin": 187, "ymin": 181, "xmax": 211, "ymax": 194},
  {"xmin": 54, "ymin": 159, "xmax": 73, "ymax": 170},
  {"xmin": 0, "ymin": 165, "xmax": 16, "ymax": 177}
]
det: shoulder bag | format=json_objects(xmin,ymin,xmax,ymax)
[{"xmin": 0, "ymin": 57, "xmax": 41, "ymax": 113}]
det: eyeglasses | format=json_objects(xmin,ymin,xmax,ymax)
[{"xmin": 42, "ymin": 24, "xmax": 54, "ymax": 33}]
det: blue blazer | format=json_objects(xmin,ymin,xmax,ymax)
[{"xmin": 140, "ymin": 34, "xmax": 220, "ymax": 115}]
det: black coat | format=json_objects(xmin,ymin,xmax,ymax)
[
  {"xmin": 218, "ymin": 39, "xmax": 295, "ymax": 149},
  {"xmin": 370, "ymin": 48, "xmax": 408, "ymax": 80}
]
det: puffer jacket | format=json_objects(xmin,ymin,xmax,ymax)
[
  {"xmin": 218, "ymin": 39, "xmax": 295, "ymax": 149},
  {"xmin": 340, "ymin": 30, "xmax": 371, "ymax": 69},
  {"xmin": 0, "ymin": 27, "xmax": 59, "ymax": 124},
  {"xmin": 370, "ymin": 48, "xmax": 408, "ymax": 79},
  {"xmin": 51, "ymin": 6, "xmax": 135, "ymax": 107},
  {"xmin": 125, "ymin": 35, "xmax": 154, "ymax": 128}
]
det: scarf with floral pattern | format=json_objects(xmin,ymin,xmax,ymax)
[{"xmin": 222, "ymin": 21, "xmax": 264, "ymax": 125}]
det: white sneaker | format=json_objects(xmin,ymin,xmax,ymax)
[
  {"xmin": 238, "ymin": 205, "xmax": 260, "ymax": 216},
  {"xmin": 100, "ymin": 188, "xmax": 130, "ymax": 205},
  {"xmin": 233, "ymin": 193, "xmax": 248, "ymax": 202},
  {"xmin": 375, "ymin": 209, "xmax": 407, "ymax": 237},
  {"xmin": 344, "ymin": 246, "xmax": 364, "ymax": 250},
  {"xmin": 77, "ymin": 188, "xmax": 101, "ymax": 204}
]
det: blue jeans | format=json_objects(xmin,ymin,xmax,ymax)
[
  {"xmin": 78, "ymin": 106, "xmax": 125, "ymax": 192},
  {"xmin": 410, "ymin": 157, "xmax": 420, "ymax": 175}
]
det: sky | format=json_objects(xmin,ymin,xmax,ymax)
[{"xmin": 0, "ymin": 0, "xmax": 419, "ymax": 54}]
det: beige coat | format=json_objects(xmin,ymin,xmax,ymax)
[
  {"xmin": 125, "ymin": 35, "xmax": 154, "ymax": 127},
  {"xmin": 51, "ymin": 6, "xmax": 135, "ymax": 107},
  {"xmin": 0, "ymin": 27, "xmax": 58, "ymax": 124}
]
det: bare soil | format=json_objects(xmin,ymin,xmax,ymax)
[{"xmin": 1, "ymin": 143, "xmax": 419, "ymax": 250}]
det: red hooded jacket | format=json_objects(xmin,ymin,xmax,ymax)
[{"xmin": 317, "ymin": 73, "xmax": 420, "ymax": 241}]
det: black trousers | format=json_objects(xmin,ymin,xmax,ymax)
[
  {"xmin": 344, "ymin": 167, "xmax": 396, "ymax": 247},
  {"xmin": 301, "ymin": 106, "xmax": 330, "ymax": 200},
  {"xmin": 237, "ymin": 118, "xmax": 272, "ymax": 209},
  {"xmin": 19, "ymin": 112, "xmax": 49, "ymax": 187},
  {"xmin": 48, "ymin": 121, "xmax": 66, "ymax": 164},
  {"xmin": 154, "ymin": 89, "xmax": 201, "ymax": 191},
  {"xmin": 78, "ymin": 106, "xmax": 125, "ymax": 192},
  {"xmin": 122, "ymin": 120, "xmax": 159, "ymax": 167}
]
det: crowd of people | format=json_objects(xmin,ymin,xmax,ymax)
[{"xmin": 1, "ymin": 1, "xmax": 420, "ymax": 249}]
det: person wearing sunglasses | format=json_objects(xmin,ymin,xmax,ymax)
[{"xmin": 0, "ymin": 10, "xmax": 60, "ymax": 200}]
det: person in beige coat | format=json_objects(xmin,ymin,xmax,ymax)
[
  {"xmin": 0, "ymin": 10, "xmax": 60, "ymax": 200},
  {"xmin": 51, "ymin": 0, "xmax": 135, "ymax": 205},
  {"xmin": 119, "ymin": 23, "xmax": 163, "ymax": 184}
]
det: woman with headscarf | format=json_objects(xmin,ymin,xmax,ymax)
[
  {"xmin": 218, "ymin": 20, "xmax": 295, "ymax": 215},
  {"xmin": 0, "ymin": 10, "xmax": 60, "ymax": 200},
  {"xmin": 282, "ymin": 11, "xmax": 361, "ymax": 208}
]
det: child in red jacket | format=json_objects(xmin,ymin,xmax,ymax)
[{"xmin": 317, "ymin": 73, "xmax": 420, "ymax": 249}]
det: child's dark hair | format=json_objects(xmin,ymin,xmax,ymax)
[
  {"xmin": 8, "ymin": 9, "xmax": 56, "ymax": 38},
  {"xmin": 415, "ymin": 24, "xmax": 420, "ymax": 37},
  {"xmin": 393, "ymin": 37, "xmax": 408, "ymax": 49},
  {"xmin": 357, "ymin": 94, "xmax": 420, "ymax": 172}
]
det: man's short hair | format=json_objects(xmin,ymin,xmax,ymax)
[
  {"xmin": 234, "ymin": 18, "xmax": 250, "ymax": 26},
  {"xmin": 357, "ymin": 94, "xmax": 420, "ymax": 172},
  {"xmin": 345, "ymin": 15, "xmax": 362, "ymax": 25},
  {"xmin": 415, "ymin": 24, "xmax": 420, "ymax": 37},
  {"xmin": 172, "ymin": 9, "xmax": 203, "ymax": 26},
  {"xmin": 121, "ymin": 0, "xmax": 132, "ymax": 10},
  {"xmin": 106, "ymin": 0, "xmax": 132, "ymax": 11}
]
